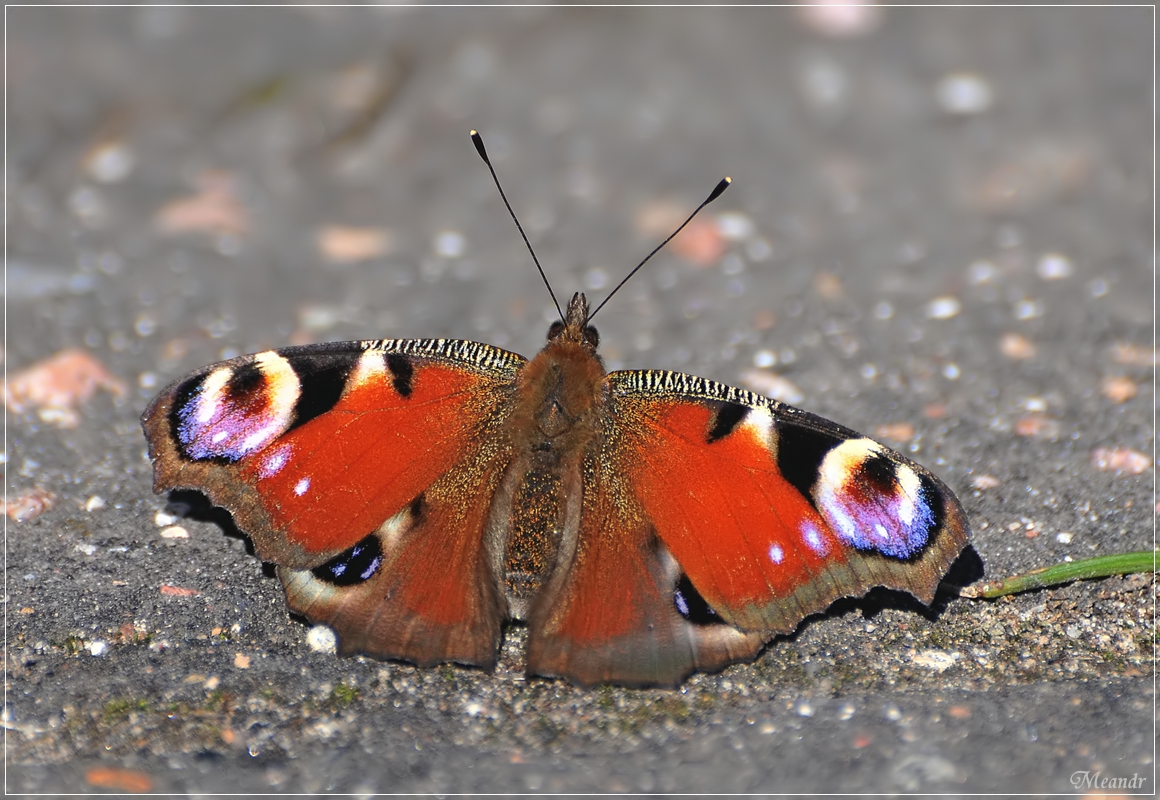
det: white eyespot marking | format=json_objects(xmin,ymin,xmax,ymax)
[
  {"xmin": 294, "ymin": 477, "xmax": 311, "ymax": 497},
  {"xmin": 253, "ymin": 350, "xmax": 301, "ymax": 416},
  {"xmin": 740, "ymin": 405, "xmax": 775, "ymax": 446},
  {"xmin": 195, "ymin": 367, "xmax": 232, "ymax": 424},
  {"xmin": 349, "ymin": 349, "xmax": 387, "ymax": 392},
  {"xmin": 814, "ymin": 437, "xmax": 936, "ymax": 559},
  {"xmin": 801, "ymin": 520, "xmax": 829, "ymax": 556},
  {"xmin": 818, "ymin": 438, "xmax": 884, "ymax": 489},
  {"xmin": 177, "ymin": 351, "xmax": 302, "ymax": 462},
  {"xmin": 768, "ymin": 543, "xmax": 785, "ymax": 564},
  {"xmin": 894, "ymin": 463, "xmax": 922, "ymax": 525}
]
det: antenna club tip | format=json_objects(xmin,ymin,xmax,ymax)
[
  {"xmin": 724, "ymin": 176, "xmax": 732, "ymax": 184},
  {"xmin": 471, "ymin": 131, "xmax": 488, "ymax": 161}
]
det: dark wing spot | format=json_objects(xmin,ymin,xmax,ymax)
[
  {"xmin": 859, "ymin": 449, "xmax": 898, "ymax": 492},
  {"xmin": 386, "ymin": 354, "xmax": 414, "ymax": 398},
  {"xmin": 673, "ymin": 573, "xmax": 720, "ymax": 625},
  {"xmin": 225, "ymin": 361, "xmax": 264, "ymax": 400},
  {"xmin": 289, "ymin": 358, "xmax": 355, "ymax": 432},
  {"xmin": 408, "ymin": 493, "xmax": 426, "ymax": 523},
  {"xmin": 776, "ymin": 424, "xmax": 839, "ymax": 506},
  {"xmin": 311, "ymin": 534, "xmax": 384, "ymax": 586},
  {"xmin": 707, "ymin": 402, "xmax": 750, "ymax": 444}
]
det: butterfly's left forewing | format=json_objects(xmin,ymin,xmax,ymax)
[{"xmin": 142, "ymin": 338, "xmax": 526, "ymax": 667}]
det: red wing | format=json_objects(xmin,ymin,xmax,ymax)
[
  {"xmin": 604, "ymin": 370, "xmax": 970, "ymax": 636},
  {"xmin": 525, "ymin": 459, "xmax": 764, "ymax": 688},
  {"xmin": 279, "ymin": 446, "xmax": 507, "ymax": 668},
  {"xmin": 142, "ymin": 338, "xmax": 523, "ymax": 667}
]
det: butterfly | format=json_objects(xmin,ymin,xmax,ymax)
[{"xmin": 142, "ymin": 132, "xmax": 970, "ymax": 687}]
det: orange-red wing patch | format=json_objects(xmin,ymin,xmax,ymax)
[
  {"xmin": 526, "ymin": 460, "xmax": 764, "ymax": 687},
  {"xmin": 239, "ymin": 362, "xmax": 493, "ymax": 558},
  {"xmin": 280, "ymin": 451, "xmax": 507, "ymax": 668},
  {"xmin": 622, "ymin": 398, "xmax": 843, "ymax": 631}
]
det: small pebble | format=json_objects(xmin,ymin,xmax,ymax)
[
  {"xmin": 1013, "ymin": 299, "xmax": 1044, "ymax": 320},
  {"xmin": 1000, "ymin": 332, "xmax": 1036, "ymax": 360},
  {"xmin": 154, "ymin": 510, "xmax": 178, "ymax": 527},
  {"xmin": 926, "ymin": 296, "xmax": 961, "ymax": 320},
  {"xmin": 433, "ymin": 230, "xmax": 466, "ymax": 258},
  {"xmin": 967, "ymin": 260, "xmax": 998, "ymax": 285},
  {"xmin": 307, "ymin": 626, "xmax": 337, "ymax": 654},
  {"xmin": 1036, "ymin": 253, "xmax": 1072, "ymax": 280},
  {"xmin": 1101, "ymin": 376, "xmax": 1137, "ymax": 404},
  {"xmin": 160, "ymin": 526, "xmax": 189, "ymax": 539},
  {"xmin": 937, "ymin": 72, "xmax": 993, "ymax": 115},
  {"xmin": 752, "ymin": 349, "xmax": 777, "ymax": 369},
  {"xmin": 84, "ymin": 140, "xmax": 136, "ymax": 183},
  {"xmin": 84, "ymin": 495, "xmax": 106, "ymax": 512},
  {"xmin": 1056, "ymin": 532, "xmax": 1074, "ymax": 544},
  {"xmin": 717, "ymin": 212, "xmax": 755, "ymax": 241},
  {"xmin": 971, "ymin": 474, "xmax": 1001, "ymax": 490},
  {"xmin": 88, "ymin": 640, "xmax": 109, "ymax": 656}
]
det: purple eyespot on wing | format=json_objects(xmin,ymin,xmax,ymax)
[
  {"xmin": 813, "ymin": 438, "xmax": 937, "ymax": 559},
  {"xmin": 172, "ymin": 352, "xmax": 301, "ymax": 462}
]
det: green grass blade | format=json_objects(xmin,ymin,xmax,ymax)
[{"xmin": 955, "ymin": 549, "xmax": 1157, "ymax": 599}]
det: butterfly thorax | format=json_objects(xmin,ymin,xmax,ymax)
[{"xmin": 501, "ymin": 292, "xmax": 606, "ymax": 616}]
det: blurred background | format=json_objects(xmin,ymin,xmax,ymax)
[{"xmin": 7, "ymin": 5, "xmax": 1153, "ymax": 793}]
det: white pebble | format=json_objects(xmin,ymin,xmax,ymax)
[
  {"xmin": 433, "ymin": 230, "xmax": 466, "ymax": 258},
  {"xmin": 796, "ymin": 701, "xmax": 815, "ymax": 718},
  {"xmin": 926, "ymin": 296, "xmax": 962, "ymax": 320},
  {"xmin": 154, "ymin": 510, "xmax": 178, "ymax": 527},
  {"xmin": 84, "ymin": 496, "xmax": 106, "ymax": 512},
  {"xmin": 160, "ymin": 526, "xmax": 189, "ymax": 539},
  {"xmin": 937, "ymin": 72, "xmax": 993, "ymax": 115},
  {"xmin": 1056, "ymin": 532, "xmax": 1074, "ymax": 544},
  {"xmin": 86, "ymin": 141, "xmax": 135, "ymax": 183},
  {"xmin": 1014, "ymin": 299, "xmax": 1044, "ymax": 320},
  {"xmin": 911, "ymin": 649, "xmax": 961, "ymax": 672},
  {"xmin": 306, "ymin": 625, "xmax": 337, "ymax": 653},
  {"xmin": 717, "ymin": 212, "xmax": 755, "ymax": 241},
  {"xmin": 1036, "ymin": 253, "xmax": 1072, "ymax": 280},
  {"xmin": 752, "ymin": 349, "xmax": 777, "ymax": 369},
  {"xmin": 88, "ymin": 640, "xmax": 109, "ymax": 656},
  {"xmin": 967, "ymin": 260, "xmax": 998, "ymax": 285}
]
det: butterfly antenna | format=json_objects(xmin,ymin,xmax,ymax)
[
  {"xmin": 587, "ymin": 176, "xmax": 731, "ymax": 323},
  {"xmin": 471, "ymin": 130, "xmax": 563, "ymax": 321}
]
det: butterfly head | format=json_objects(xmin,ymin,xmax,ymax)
[{"xmin": 547, "ymin": 292, "xmax": 600, "ymax": 351}]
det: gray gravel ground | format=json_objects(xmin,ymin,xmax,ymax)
[{"xmin": 6, "ymin": 5, "xmax": 1155, "ymax": 795}]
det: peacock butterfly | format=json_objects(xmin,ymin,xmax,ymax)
[{"xmin": 142, "ymin": 131, "xmax": 970, "ymax": 687}]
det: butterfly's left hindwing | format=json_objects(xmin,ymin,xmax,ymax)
[{"xmin": 142, "ymin": 338, "xmax": 526, "ymax": 667}]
